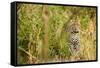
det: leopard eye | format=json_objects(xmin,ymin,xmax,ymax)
[
  {"xmin": 71, "ymin": 31, "xmax": 74, "ymax": 34},
  {"xmin": 71, "ymin": 31, "xmax": 79, "ymax": 34},
  {"xmin": 74, "ymin": 31, "xmax": 79, "ymax": 33}
]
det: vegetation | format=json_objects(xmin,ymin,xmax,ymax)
[{"xmin": 17, "ymin": 3, "xmax": 96, "ymax": 64}]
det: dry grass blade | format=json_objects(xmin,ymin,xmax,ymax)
[{"xmin": 18, "ymin": 46, "xmax": 37, "ymax": 60}]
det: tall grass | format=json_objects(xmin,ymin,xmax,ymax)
[{"xmin": 17, "ymin": 3, "xmax": 96, "ymax": 64}]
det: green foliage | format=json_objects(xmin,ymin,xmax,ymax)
[
  {"xmin": 17, "ymin": 3, "xmax": 96, "ymax": 64},
  {"xmin": 81, "ymin": 15, "xmax": 89, "ymax": 30}
]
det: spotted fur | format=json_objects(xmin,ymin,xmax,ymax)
[{"xmin": 67, "ymin": 20, "xmax": 80, "ymax": 55}]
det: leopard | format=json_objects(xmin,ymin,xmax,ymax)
[{"xmin": 67, "ymin": 20, "xmax": 80, "ymax": 56}]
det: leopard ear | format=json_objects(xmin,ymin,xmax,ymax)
[
  {"xmin": 75, "ymin": 20, "xmax": 80, "ymax": 28},
  {"xmin": 78, "ymin": 20, "xmax": 80, "ymax": 25},
  {"xmin": 76, "ymin": 17, "xmax": 80, "ymax": 24},
  {"xmin": 77, "ymin": 20, "xmax": 81, "ymax": 29},
  {"xmin": 66, "ymin": 20, "xmax": 73, "ymax": 32}
]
